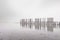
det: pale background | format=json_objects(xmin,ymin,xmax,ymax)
[{"xmin": 0, "ymin": 0, "xmax": 60, "ymax": 22}]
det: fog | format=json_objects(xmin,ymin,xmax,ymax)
[
  {"xmin": 0, "ymin": 0, "xmax": 60, "ymax": 40},
  {"xmin": 0, "ymin": 0, "xmax": 60, "ymax": 22}
]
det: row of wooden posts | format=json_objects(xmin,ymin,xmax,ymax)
[
  {"xmin": 20, "ymin": 18, "xmax": 60, "ymax": 27},
  {"xmin": 20, "ymin": 18, "xmax": 60, "ymax": 32}
]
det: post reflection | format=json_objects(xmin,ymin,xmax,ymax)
[{"xmin": 20, "ymin": 18, "xmax": 60, "ymax": 32}]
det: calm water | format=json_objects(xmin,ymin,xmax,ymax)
[{"xmin": 0, "ymin": 22, "xmax": 60, "ymax": 40}]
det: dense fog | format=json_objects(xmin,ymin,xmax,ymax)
[{"xmin": 0, "ymin": 0, "xmax": 60, "ymax": 22}]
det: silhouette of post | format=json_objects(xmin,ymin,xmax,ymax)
[
  {"xmin": 27, "ymin": 19, "xmax": 33, "ymax": 28},
  {"xmin": 41, "ymin": 18, "xmax": 46, "ymax": 28},
  {"xmin": 25, "ymin": 19, "xmax": 27, "ymax": 26},
  {"xmin": 39, "ymin": 18, "xmax": 41, "ymax": 30},
  {"xmin": 59, "ymin": 22, "xmax": 60, "ymax": 28},
  {"xmin": 20, "ymin": 19, "xmax": 26, "ymax": 27}
]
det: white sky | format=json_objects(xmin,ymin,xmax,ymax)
[{"xmin": 0, "ymin": 0, "xmax": 60, "ymax": 22}]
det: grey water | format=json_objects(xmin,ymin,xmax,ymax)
[{"xmin": 0, "ymin": 22, "xmax": 60, "ymax": 40}]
